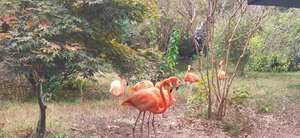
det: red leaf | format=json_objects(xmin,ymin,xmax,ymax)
[
  {"xmin": 28, "ymin": 22, "xmax": 34, "ymax": 27},
  {"xmin": 3, "ymin": 16, "xmax": 10, "ymax": 24},
  {"xmin": 9, "ymin": 10, "xmax": 16, "ymax": 14},
  {"xmin": 24, "ymin": 12, "xmax": 31, "ymax": 17}
]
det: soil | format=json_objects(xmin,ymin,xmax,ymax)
[{"xmin": 62, "ymin": 98, "xmax": 300, "ymax": 138}]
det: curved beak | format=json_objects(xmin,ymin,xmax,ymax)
[
  {"xmin": 176, "ymin": 86, "xmax": 179, "ymax": 91},
  {"xmin": 170, "ymin": 87, "xmax": 173, "ymax": 93}
]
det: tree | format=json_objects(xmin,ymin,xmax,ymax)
[
  {"xmin": 189, "ymin": 0, "xmax": 271, "ymax": 120},
  {"xmin": 249, "ymin": 8, "xmax": 300, "ymax": 72},
  {"xmin": 0, "ymin": 0, "xmax": 156, "ymax": 136}
]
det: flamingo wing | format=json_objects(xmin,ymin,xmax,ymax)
[
  {"xmin": 121, "ymin": 89, "xmax": 160, "ymax": 112},
  {"xmin": 185, "ymin": 73, "xmax": 200, "ymax": 83},
  {"xmin": 129, "ymin": 80, "xmax": 154, "ymax": 93}
]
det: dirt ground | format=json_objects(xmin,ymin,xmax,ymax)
[{"xmin": 63, "ymin": 97, "xmax": 300, "ymax": 138}]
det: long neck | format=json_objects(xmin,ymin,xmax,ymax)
[
  {"xmin": 120, "ymin": 78, "xmax": 124, "ymax": 93},
  {"xmin": 154, "ymin": 80, "xmax": 169, "ymax": 114},
  {"xmin": 166, "ymin": 84, "xmax": 173, "ymax": 107},
  {"xmin": 219, "ymin": 64, "xmax": 224, "ymax": 75},
  {"xmin": 186, "ymin": 67, "xmax": 190, "ymax": 76}
]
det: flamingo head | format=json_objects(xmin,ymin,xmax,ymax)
[
  {"xmin": 169, "ymin": 76, "xmax": 179, "ymax": 90},
  {"xmin": 219, "ymin": 60, "xmax": 224, "ymax": 67},
  {"xmin": 187, "ymin": 65, "xmax": 191, "ymax": 71},
  {"xmin": 121, "ymin": 76, "xmax": 129, "ymax": 86}
]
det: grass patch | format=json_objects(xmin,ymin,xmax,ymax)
[{"xmin": 287, "ymin": 84, "xmax": 300, "ymax": 89}]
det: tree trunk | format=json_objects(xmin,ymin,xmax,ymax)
[
  {"xmin": 36, "ymin": 80, "xmax": 47, "ymax": 138},
  {"xmin": 236, "ymin": 54, "xmax": 249, "ymax": 76}
]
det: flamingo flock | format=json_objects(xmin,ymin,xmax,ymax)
[{"xmin": 108, "ymin": 63, "xmax": 226, "ymax": 137}]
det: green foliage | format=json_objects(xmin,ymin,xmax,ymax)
[
  {"xmin": 261, "ymin": 106, "xmax": 273, "ymax": 113},
  {"xmin": 228, "ymin": 83, "xmax": 249, "ymax": 112},
  {"xmin": 49, "ymin": 133, "xmax": 65, "ymax": 138},
  {"xmin": 214, "ymin": 13, "xmax": 254, "ymax": 62},
  {"xmin": 221, "ymin": 122, "xmax": 241, "ymax": 137},
  {"xmin": 287, "ymin": 84, "xmax": 300, "ymax": 89},
  {"xmin": 248, "ymin": 53, "xmax": 289, "ymax": 72},
  {"xmin": 249, "ymin": 9, "xmax": 300, "ymax": 72},
  {"xmin": 165, "ymin": 28, "xmax": 180, "ymax": 72},
  {"xmin": 43, "ymin": 74, "xmax": 63, "ymax": 94},
  {"xmin": 0, "ymin": 0, "xmax": 159, "ymax": 87},
  {"xmin": 63, "ymin": 78, "xmax": 88, "ymax": 91},
  {"xmin": 188, "ymin": 75, "xmax": 211, "ymax": 104},
  {"xmin": 148, "ymin": 20, "xmax": 160, "ymax": 49},
  {"xmin": 94, "ymin": 88, "xmax": 111, "ymax": 101},
  {"xmin": 257, "ymin": 102, "xmax": 273, "ymax": 113}
]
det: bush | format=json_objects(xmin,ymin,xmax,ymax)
[{"xmin": 248, "ymin": 53, "xmax": 289, "ymax": 72}]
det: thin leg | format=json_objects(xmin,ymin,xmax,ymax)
[
  {"xmin": 162, "ymin": 112, "xmax": 167, "ymax": 118},
  {"xmin": 107, "ymin": 106, "xmax": 119, "ymax": 129},
  {"xmin": 133, "ymin": 111, "xmax": 142, "ymax": 138},
  {"xmin": 107, "ymin": 116, "xmax": 113, "ymax": 130},
  {"xmin": 147, "ymin": 112, "xmax": 151, "ymax": 128},
  {"xmin": 152, "ymin": 113, "xmax": 157, "ymax": 137},
  {"xmin": 146, "ymin": 112, "xmax": 151, "ymax": 137},
  {"xmin": 140, "ymin": 111, "xmax": 146, "ymax": 134}
]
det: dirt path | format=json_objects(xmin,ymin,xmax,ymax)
[{"xmin": 66, "ymin": 99, "xmax": 300, "ymax": 138}]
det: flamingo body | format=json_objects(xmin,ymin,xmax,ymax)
[
  {"xmin": 218, "ymin": 71, "xmax": 226, "ymax": 80},
  {"xmin": 121, "ymin": 79, "xmax": 172, "ymax": 137},
  {"xmin": 109, "ymin": 76, "xmax": 128, "ymax": 97},
  {"xmin": 218, "ymin": 60, "xmax": 226, "ymax": 80},
  {"xmin": 184, "ymin": 65, "xmax": 200, "ymax": 93},
  {"xmin": 121, "ymin": 79, "xmax": 171, "ymax": 114},
  {"xmin": 184, "ymin": 73, "xmax": 200, "ymax": 83},
  {"xmin": 129, "ymin": 80, "xmax": 154, "ymax": 93},
  {"xmin": 121, "ymin": 88, "xmax": 161, "ymax": 113},
  {"xmin": 184, "ymin": 65, "xmax": 200, "ymax": 83}
]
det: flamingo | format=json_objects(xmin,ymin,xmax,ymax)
[
  {"xmin": 145, "ymin": 77, "xmax": 179, "ymax": 130},
  {"xmin": 127, "ymin": 79, "xmax": 172, "ymax": 134},
  {"xmin": 109, "ymin": 76, "xmax": 129, "ymax": 97},
  {"xmin": 121, "ymin": 78, "xmax": 172, "ymax": 138},
  {"xmin": 108, "ymin": 76, "xmax": 128, "ymax": 129},
  {"xmin": 127, "ymin": 77, "xmax": 179, "ymax": 134},
  {"xmin": 184, "ymin": 65, "xmax": 200, "ymax": 93},
  {"xmin": 129, "ymin": 80, "xmax": 154, "ymax": 93},
  {"xmin": 0, "ymin": 122, "xmax": 4, "ymax": 125},
  {"xmin": 128, "ymin": 80, "xmax": 154, "ymax": 133},
  {"xmin": 218, "ymin": 60, "xmax": 226, "ymax": 80}
]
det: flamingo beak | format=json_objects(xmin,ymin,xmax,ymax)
[
  {"xmin": 126, "ymin": 81, "xmax": 129, "ymax": 86},
  {"xmin": 170, "ymin": 87, "xmax": 173, "ymax": 93},
  {"xmin": 176, "ymin": 86, "xmax": 179, "ymax": 90}
]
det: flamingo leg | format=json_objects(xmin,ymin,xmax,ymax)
[
  {"xmin": 140, "ymin": 111, "xmax": 146, "ymax": 134},
  {"xmin": 152, "ymin": 113, "xmax": 157, "ymax": 137},
  {"xmin": 107, "ymin": 106, "xmax": 120, "ymax": 129},
  {"xmin": 162, "ymin": 112, "xmax": 167, "ymax": 118},
  {"xmin": 146, "ymin": 112, "xmax": 151, "ymax": 137},
  {"xmin": 133, "ymin": 111, "xmax": 142, "ymax": 138},
  {"xmin": 146, "ymin": 111, "xmax": 151, "ymax": 128}
]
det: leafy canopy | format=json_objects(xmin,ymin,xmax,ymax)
[{"xmin": 0, "ymin": 0, "xmax": 159, "ymax": 87}]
